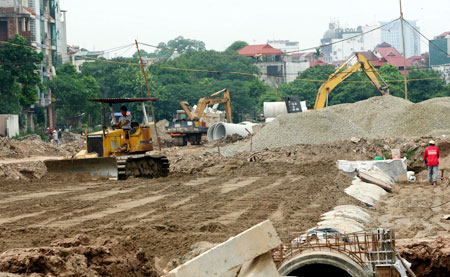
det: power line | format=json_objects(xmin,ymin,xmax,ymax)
[
  {"xmin": 403, "ymin": 19, "xmax": 450, "ymax": 58},
  {"xmin": 284, "ymin": 18, "xmax": 401, "ymax": 54}
]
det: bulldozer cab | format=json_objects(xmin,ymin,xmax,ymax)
[{"xmin": 175, "ymin": 110, "xmax": 187, "ymax": 121}]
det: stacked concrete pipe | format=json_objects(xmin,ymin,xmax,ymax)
[{"xmin": 207, "ymin": 122, "xmax": 258, "ymax": 142}]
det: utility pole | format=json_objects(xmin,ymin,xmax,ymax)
[
  {"xmin": 399, "ymin": 0, "xmax": 408, "ymax": 100},
  {"xmin": 135, "ymin": 40, "xmax": 162, "ymax": 151}
]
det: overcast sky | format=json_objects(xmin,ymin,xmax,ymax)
[{"xmin": 62, "ymin": 0, "xmax": 449, "ymax": 56}]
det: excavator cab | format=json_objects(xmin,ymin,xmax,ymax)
[{"xmin": 45, "ymin": 98, "xmax": 169, "ymax": 180}]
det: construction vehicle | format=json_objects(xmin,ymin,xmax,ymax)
[
  {"xmin": 45, "ymin": 98, "xmax": 169, "ymax": 180},
  {"xmin": 166, "ymin": 88, "xmax": 233, "ymax": 146},
  {"xmin": 314, "ymin": 52, "xmax": 390, "ymax": 110}
]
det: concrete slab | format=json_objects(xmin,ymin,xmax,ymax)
[
  {"xmin": 345, "ymin": 179, "xmax": 388, "ymax": 206},
  {"xmin": 337, "ymin": 159, "xmax": 407, "ymax": 181},
  {"xmin": 238, "ymin": 252, "xmax": 280, "ymax": 277},
  {"xmin": 167, "ymin": 220, "xmax": 281, "ymax": 277},
  {"xmin": 358, "ymin": 169, "xmax": 395, "ymax": 192},
  {"xmin": 321, "ymin": 208, "xmax": 371, "ymax": 225}
]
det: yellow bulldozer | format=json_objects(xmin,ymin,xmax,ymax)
[{"xmin": 45, "ymin": 98, "xmax": 169, "ymax": 180}]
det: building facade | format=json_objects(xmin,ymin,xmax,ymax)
[
  {"xmin": 0, "ymin": 0, "xmax": 68, "ymax": 128},
  {"xmin": 429, "ymin": 31, "xmax": 450, "ymax": 66},
  {"xmin": 321, "ymin": 19, "xmax": 421, "ymax": 62},
  {"xmin": 379, "ymin": 20, "xmax": 421, "ymax": 58},
  {"xmin": 267, "ymin": 40, "xmax": 299, "ymax": 54},
  {"xmin": 429, "ymin": 31, "xmax": 450, "ymax": 84},
  {"xmin": 237, "ymin": 44, "xmax": 309, "ymax": 86},
  {"xmin": 320, "ymin": 21, "xmax": 380, "ymax": 62}
]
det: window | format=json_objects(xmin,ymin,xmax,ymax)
[{"xmin": 0, "ymin": 21, "xmax": 7, "ymax": 42}]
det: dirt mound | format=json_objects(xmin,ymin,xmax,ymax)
[
  {"xmin": 16, "ymin": 134, "xmax": 42, "ymax": 141},
  {"xmin": 0, "ymin": 235, "xmax": 157, "ymax": 277},
  {"xmin": 397, "ymin": 236, "xmax": 450, "ymax": 277},
  {"xmin": 244, "ymin": 96, "xmax": 450, "ymax": 152},
  {"xmin": 0, "ymin": 161, "xmax": 46, "ymax": 180},
  {"xmin": 0, "ymin": 137, "xmax": 78, "ymax": 159}
]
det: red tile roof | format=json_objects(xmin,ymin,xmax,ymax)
[
  {"xmin": 310, "ymin": 60, "xmax": 333, "ymax": 67},
  {"xmin": 237, "ymin": 44, "xmax": 284, "ymax": 56},
  {"xmin": 358, "ymin": 51, "xmax": 379, "ymax": 61},
  {"xmin": 437, "ymin": 31, "xmax": 450, "ymax": 38},
  {"xmin": 376, "ymin": 42, "xmax": 392, "ymax": 48},
  {"xmin": 375, "ymin": 47, "xmax": 411, "ymax": 68},
  {"xmin": 24, "ymin": 7, "xmax": 36, "ymax": 15}
]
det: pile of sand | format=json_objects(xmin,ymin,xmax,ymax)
[{"xmin": 250, "ymin": 96, "xmax": 450, "ymax": 151}]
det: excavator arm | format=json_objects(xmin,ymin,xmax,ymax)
[
  {"xmin": 314, "ymin": 53, "xmax": 390, "ymax": 110},
  {"xmin": 185, "ymin": 88, "xmax": 233, "ymax": 123}
]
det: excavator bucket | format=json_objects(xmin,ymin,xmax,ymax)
[{"xmin": 44, "ymin": 157, "xmax": 118, "ymax": 180}]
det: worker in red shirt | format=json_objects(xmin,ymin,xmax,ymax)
[{"xmin": 424, "ymin": 140, "xmax": 440, "ymax": 185}]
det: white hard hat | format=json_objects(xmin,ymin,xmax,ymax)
[{"xmin": 429, "ymin": 140, "xmax": 435, "ymax": 145}]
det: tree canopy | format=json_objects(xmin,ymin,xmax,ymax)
[
  {"xmin": 279, "ymin": 63, "xmax": 450, "ymax": 109},
  {"xmin": 0, "ymin": 35, "xmax": 43, "ymax": 113},
  {"xmin": 226, "ymin": 41, "xmax": 248, "ymax": 52},
  {"xmin": 47, "ymin": 63, "xmax": 100, "ymax": 127}
]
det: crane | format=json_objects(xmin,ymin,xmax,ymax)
[{"xmin": 314, "ymin": 52, "xmax": 390, "ymax": 110}]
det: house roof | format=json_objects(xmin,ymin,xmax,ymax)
[
  {"xmin": 24, "ymin": 7, "xmax": 36, "ymax": 15},
  {"xmin": 310, "ymin": 60, "xmax": 332, "ymax": 67},
  {"xmin": 376, "ymin": 42, "xmax": 393, "ymax": 48},
  {"xmin": 358, "ymin": 51, "xmax": 379, "ymax": 61},
  {"xmin": 375, "ymin": 46, "xmax": 411, "ymax": 68},
  {"xmin": 437, "ymin": 31, "xmax": 450, "ymax": 38},
  {"xmin": 292, "ymin": 52, "xmax": 315, "ymax": 59},
  {"xmin": 237, "ymin": 44, "xmax": 284, "ymax": 56}
]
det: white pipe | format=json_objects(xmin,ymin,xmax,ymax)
[
  {"xmin": 212, "ymin": 122, "xmax": 254, "ymax": 141},
  {"xmin": 207, "ymin": 122, "xmax": 220, "ymax": 142},
  {"xmin": 264, "ymin": 102, "xmax": 288, "ymax": 118}
]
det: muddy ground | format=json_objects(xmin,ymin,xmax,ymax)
[{"xmin": 1, "ymin": 136, "xmax": 449, "ymax": 275}]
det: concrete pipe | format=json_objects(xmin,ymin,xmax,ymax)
[
  {"xmin": 212, "ymin": 122, "xmax": 253, "ymax": 141},
  {"xmin": 207, "ymin": 122, "xmax": 220, "ymax": 142},
  {"xmin": 278, "ymin": 248, "xmax": 371, "ymax": 277},
  {"xmin": 263, "ymin": 102, "xmax": 288, "ymax": 118}
]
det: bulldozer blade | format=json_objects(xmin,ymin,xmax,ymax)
[{"xmin": 44, "ymin": 157, "xmax": 118, "ymax": 180}]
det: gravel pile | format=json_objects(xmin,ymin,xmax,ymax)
[{"xmin": 220, "ymin": 96, "xmax": 450, "ymax": 155}]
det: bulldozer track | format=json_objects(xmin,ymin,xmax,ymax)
[{"xmin": 117, "ymin": 154, "xmax": 169, "ymax": 180}]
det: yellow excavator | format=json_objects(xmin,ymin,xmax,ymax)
[
  {"xmin": 167, "ymin": 88, "xmax": 233, "ymax": 146},
  {"xmin": 45, "ymin": 98, "xmax": 169, "ymax": 180},
  {"xmin": 314, "ymin": 52, "xmax": 390, "ymax": 110}
]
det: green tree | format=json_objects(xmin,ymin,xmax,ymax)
[
  {"xmin": 167, "ymin": 36, "xmax": 206, "ymax": 53},
  {"xmin": 407, "ymin": 69, "xmax": 450, "ymax": 102},
  {"xmin": 47, "ymin": 63, "xmax": 100, "ymax": 127},
  {"xmin": 0, "ymin": 35, "xmax": 43, "ymax": 112},
  {"xmin": 226, "ymin": 41, "xmax": 248, "ymax": 52}
]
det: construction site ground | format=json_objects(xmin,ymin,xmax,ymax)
[{"xmin": 1, "ymin": 135, "xmax": 450, "ymax": 275}]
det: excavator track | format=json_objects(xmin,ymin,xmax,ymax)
[{"xmin": 117, "ymin": 154, "xmax": 169, "ymax": 180}]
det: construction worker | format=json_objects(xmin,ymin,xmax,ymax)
[
  {"xmin": 424, "ymin": 140, "xmax": 440, "ymax": 185},
  {"xmin": 116, "ymin": 106, "xmax": 131, "ymax": 130}
]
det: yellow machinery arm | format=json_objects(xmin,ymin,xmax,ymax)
[
  {"xmin": 180, "ymin": 88, "xmax": 233, "ymax": 123},
  {"xmin": 314, "ymin": 53, "xmax": 390, "ymax": 110}
]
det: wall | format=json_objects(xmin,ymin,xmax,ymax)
[
  {"xmin": 432, "ymin": 64, "xmax": 450, "ymax": 84},
  {"xmin": 380, "ymin": 20, "xmax": 421, "ymax": 58},
  {"xmin": 0, "ymin": 0, "xmax": 15, "ymax": 7},
  {"xmin": 285, "ymin": 60, "xmax": 309, "ymax": 83},
  {"xmin": 0, "ymin": 114, "xmax": 19, "ymax": 138},
  {"xmin": 430, "ymin": 37, "xmax": 450, "ymax": 66}
]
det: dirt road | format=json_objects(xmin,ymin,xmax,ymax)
[{"xmin": 0, "ymin": 156, "xmax": 359, "ymax": 274}]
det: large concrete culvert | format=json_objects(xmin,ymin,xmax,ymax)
[{"xmin": 277, "ymin": 249, "xmax": 371, "ymax": 277}]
